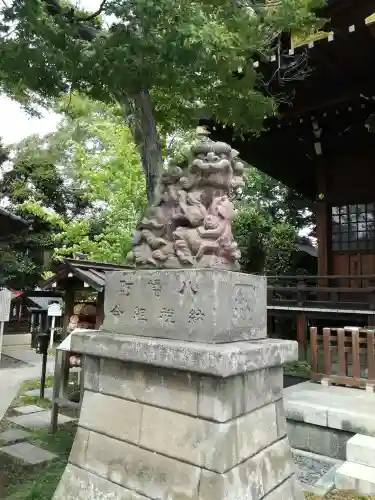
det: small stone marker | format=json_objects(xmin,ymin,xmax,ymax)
[
  {"xmin": 0, "ymin": 429, "xmax": 31, "ymax": 443},
  {"xmin": 0, "ymin": 442, "xmax": 57, "ymax": 464},
  {"xmin": 8, "ymin": 410, "xmax": 75, "ymax": 430},
  {"xmin": 13, "ymin": 405, "xmax": 45, "ymax": 415}
]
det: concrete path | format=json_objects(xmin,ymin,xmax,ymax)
[{"xmin": 0, "ymin": 347, "xmax": 55, "ymax": 421}]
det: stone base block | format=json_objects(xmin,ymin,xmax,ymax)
[
  {"xmin": 287, "ymin": 420, "xmax": 353, "ymax": 460},
  {"xmin": 264, "ymin": 476, "xmax": 305, "ymax": 500},
  {"xmin": 55, "ymin": 464, "xmax": 304, "ymax": 500},
  {"xmin": 71, "ymin": 330, "xmax": 298, "ymax": 377},
  {"xmin": 54, "ymin": 463, "xmax": 148, "ymax": 500},
  {"xmin": 346, "ymin": 434, "xmax": 375, "ymax": 468},
  {"xmin": 335, "ymin": 462, "xmax": 375, "ymax": 495},
  {"xmin": 54, "ymin": 334, "xmax": 302, "ymax": 500},
  {"xmin": 102, "ymin": 269, "xmax": 266, "ymax": 343}
]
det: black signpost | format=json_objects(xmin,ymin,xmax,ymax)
[{"xmin": 36, "ymin": 333, "xmax": 49, "ymax": 399}]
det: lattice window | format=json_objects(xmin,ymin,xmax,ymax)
[{"xmin": 331, "ymin": 203, "xmax": 375, "ymax": 251}]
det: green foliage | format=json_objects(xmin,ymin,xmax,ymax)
[
  {"xmin": 0, "ymin": 245, "xmax": 39, "ymax": 289},
  {"xmin": 283, "ymin": 360, "xmax": 311, "ymax": 376},
  {"xmin": 233, "ymin": 166, "xmax": 314, "ymax": 275},
  {"xmin": 233, "ymin": 207, "xmax": 268, "ymax": 273},
  {"xmin": 0, "ymin": 131, "xmax": 86, "ymax": 288},
  {"xmin": 264, "ymin": 222, "xmax": 297, "ymax": 275},
  {"xmin": 51, "ymin": 95, "xmax": 147, "ymax": 262},
  {"xmin": 0, "ymin": 0, "xmax": 322, "ymax": 124},
  {"xmin": 0, "ymin": 0, "xmax": 324, "ymax": 198},
  {"xmin": 5, "ymin": 94, "xmax": 146, "ymax": 268}
]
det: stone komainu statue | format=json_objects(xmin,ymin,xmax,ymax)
[{"xmin": 126, "ymin": 131, "xmax": 246, "ymax": 271}]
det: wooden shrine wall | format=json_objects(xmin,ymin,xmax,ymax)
[
  {"xmin": 326, "ymin": 149, "xmax": 375, "ymax": 204},
  {"xmin": 317, "ymin": 148, "xmax": 375, "ymax": 284}
]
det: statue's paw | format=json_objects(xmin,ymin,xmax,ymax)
[
  {"xmin": 125, "ymin": 251, "xmax": 134, "ymax": 262},
  {"xmin": 177, "ymin": 254, "xmax": 194, "ymax": 264},
  {"xmin": 149, "ymin": 237, "xmax": 167, "ymax": 249},
  {"xmin": 152, "ymin": 249, "xmax": 168, "ymax": 261}
]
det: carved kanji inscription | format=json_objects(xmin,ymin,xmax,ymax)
[
  {"xmin": 233, "ymin": 284, "xmax": 255, "ymax": 322},
  {"xmin": 133, "ymin": 306, "xmax": 147, "ymax": 322},
  {"xmin": 159, "ymin": 308, "xmax": 176, "ymax": 324},
  {"xmin": 188, "ymin": 308, "xmax": 205, "ymax": 324},
  {"xmin": 120, "ymin": 280, "xmax": 134, "ymax": 296},
  {"xmin": 110, "ymin": 305, "xmax": 124, "ymax": 317},
  {"xmin": 178, "ymin": 279, "xmax": 198, "ymax": 295},
  {"xmin": 148, "ymin": 279, "xmax": 162, "ymax": 297}
]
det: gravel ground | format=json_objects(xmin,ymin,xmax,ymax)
[{"xmin": 293, "ymin": 452, "xmax": 333, "ymax": 486}]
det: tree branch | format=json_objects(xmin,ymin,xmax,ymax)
[
  {"xmin": 75, "ymin": 0, "xmax": 107, "ymax": 22},
  {"xmin": 41, "ymin": 0, "xmax": 100, "ymax": 41}
]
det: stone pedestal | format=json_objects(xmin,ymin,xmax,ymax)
[{"xmin": 54, "ymin": 270, "xmax": 304, "ymax": 500}]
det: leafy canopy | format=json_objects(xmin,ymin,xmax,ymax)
[
  {"xmin": 233, "ymin": 167, "xmax": 315, "ymax": 275},
  {"xmin": 0, "ymin": 0, "xmax": 323, "ymax": 134},
  {"xmin": 9, "ymin": 94, "xmax": 147, "ymax": 265}
]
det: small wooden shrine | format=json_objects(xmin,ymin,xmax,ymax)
[{"xmin": 42, "ymin": 259, "xmax": 129, "ymax": 337}]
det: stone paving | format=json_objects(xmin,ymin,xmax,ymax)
[
  {"xmin": 13, "ymin": 404, "xmax": 46, "ymax": 415},
  {"xmin": 8, "ymin": 409, "xmax": 75, "ymax": 430},
  {"xmin": 0, "ymin": 442, "xmax": 57, "ymax": 465},
  {"xmin": 0, "ymin": 429, "xmax": 31, "ymax": 443},
  {"xmin": 0, "ymin": 348, "xmax": 69, "ymax": 468},
  {"xmin": 0, "ymin": 347, "xmax": 55, "ymax": 422},
  {"xmin": 1, "ymin": 401, "xmax": 75, "ymax": 466}
]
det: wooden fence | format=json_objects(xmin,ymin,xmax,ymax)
[
  {"xmin": 310, "ymin": 327, "xmax": 375, "ymax": 388},
  {"xmin": 267, "ymin": 275, "xmax": 375, "ymax": 311}
]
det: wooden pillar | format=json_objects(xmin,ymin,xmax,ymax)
[
  {"xmin": 296, "ymin": 312, "xmax": 307, "ymax": 360},
  {"xmin": 63, "ymin": 284, "xmax": 75, "ymax": 339},
  {"xmin": 316, "ymin": 160, "xmax": 329, "ymax": 285},
  {"xmin": 30, "ymin": 313, "xmax": 35, "ymax": 332},
  {"xmin": 315, "ymin": 201, "xmax": 329, "ymax": 277},
  {"xmin": 95, "ymin": 290, "xmax": 105, "ymax": 329}
]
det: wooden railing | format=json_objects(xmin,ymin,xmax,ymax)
[
  {"xmin": 267, "ymin": 275, "xmax": 375, "ymax": 312},
  {"xmin": 310, "ymin": 326, "xmax": 375, "ymax": 389}
]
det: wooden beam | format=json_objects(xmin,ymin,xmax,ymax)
[
  {"xmin": 62, "ymin": 283, "xmax": 75, "ymax": 339},
  {"xmin": 315, "ymin": 161, "xmax": 329, "ymax": 282},
  {"xmin": 280, "ymin": 76, "xmax": 375, "ymax": 119},
  {"xmin": 296, "ymin": 312, "xmax": 307, "ymax": 359}
]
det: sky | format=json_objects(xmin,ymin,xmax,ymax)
[{"xmin": 0, "ymin": 0, "xmax": 102, "ymax": 146}]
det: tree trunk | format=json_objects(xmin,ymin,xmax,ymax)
[{"xmin": 122, "ymin": 90, "xmax": 163, "ymax": 204}]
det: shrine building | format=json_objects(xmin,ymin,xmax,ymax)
[{"xmin": 201, "ymin": 0, "xmax": 375, "ymax": 346}]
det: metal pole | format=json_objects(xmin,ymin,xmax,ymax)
[{"xmin": 40, "ymin": 351, "xmax": 47, "ymax": 399}]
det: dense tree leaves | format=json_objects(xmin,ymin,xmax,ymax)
[
  {"xmin": 0, "ymin": 139, "xmax": 49, "ymax": 288},
  {"xmin": 14, "ymin": 94, "xmax": 147, "ymax": 265},
  {"xmin": 233, "ymin": 167, "xmax": 315, "ymax": 275},
  {"xmin": 0, "ymin": 129, "xmax": 91, "ymax": 288},
  {"xmin": 53, "ymin": 95, "xmax": 147, "ymax": 262},
  {"xmin": 0, "ymin": 0, "xmax": 324, "ymax": 200}
]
